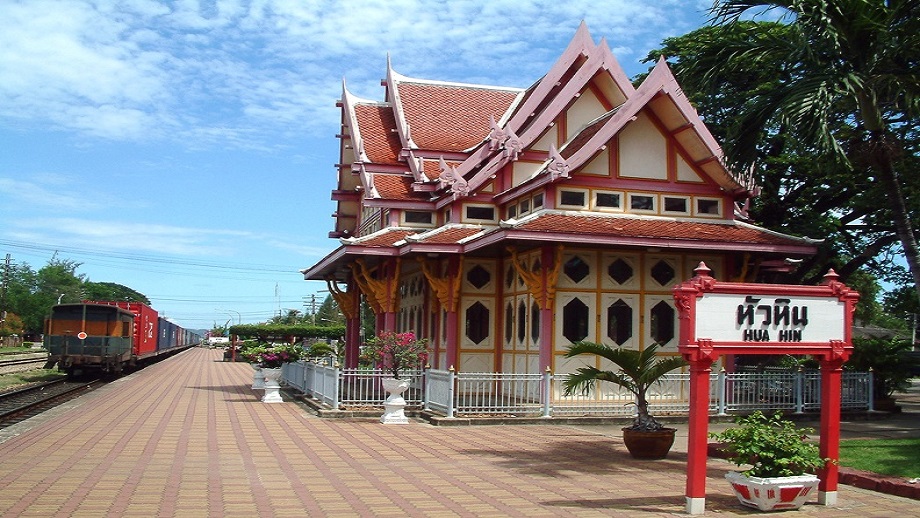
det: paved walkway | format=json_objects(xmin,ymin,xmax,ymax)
[{"xmin": 0, "ymin": 348, "xmax": 917, "ymax": 517}]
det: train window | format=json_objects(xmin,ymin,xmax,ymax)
[{"xmin": 122, "ymin": 321, "xmax": 131, "ymax": 337}]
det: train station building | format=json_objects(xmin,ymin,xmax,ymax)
[{"xmin": 301, "ymin": 23, "xmax": 819, "ymax": 374}]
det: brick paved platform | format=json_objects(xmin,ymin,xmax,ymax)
[{"xmin": 0, "ymin": 348, "xmax": 917, "ymax": 517}]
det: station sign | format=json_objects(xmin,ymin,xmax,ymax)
[{"xmin": 694, "ymin": 293, "xmax": 845, "ymax": 344}]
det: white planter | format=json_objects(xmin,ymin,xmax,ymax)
[
  {"xmin": 725, "ymin": 471, "xmax": 819, "ymax": 511},
  {"xmin": 261, "ymin": 367, "xmax": 284, "ymax": 403},
  {"xmin": 251, "ymin": 363, "xmax": 265, "ymax": 390},
  {"xmin": 380, "ymin": 377, "xmax": 411, "ymax": 424}
]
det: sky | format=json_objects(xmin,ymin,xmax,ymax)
[{"xmin": 0, "ymin": 0, "xmax": 714, "ymax": 331}]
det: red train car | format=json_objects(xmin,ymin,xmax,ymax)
[{"xmin": 84, "ymin": 300, "xmax": 159, "ymax": 358}]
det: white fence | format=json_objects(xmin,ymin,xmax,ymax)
[{"xmin": 281, "ymin": 360, "xmax": 873, "ymax": 419}]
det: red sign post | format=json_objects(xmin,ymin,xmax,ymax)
[{"xmin": 673, "ymin": 263, "xmax": 859, "ymax": 515}]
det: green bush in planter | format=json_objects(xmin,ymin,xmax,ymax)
[{"xmin": 710, "ymin": 411, "xmax": 827, "ymax": 478}]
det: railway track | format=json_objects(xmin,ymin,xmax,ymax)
[
  {"xmin": 0, "ymin": 378, "xmax": 102, "ymax": 429},
  {"xmin": 0, "ymin": 354, "xmax": 49, "ymax": 375}
]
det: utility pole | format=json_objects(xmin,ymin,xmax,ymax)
[{"xmin": 0, "ymin": 254, "xmax": 11, "ymax": 324}]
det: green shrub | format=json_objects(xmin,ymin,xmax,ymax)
[{"xmin": 711, "ymin": 411, "xmax": 826, "ymax": 478}]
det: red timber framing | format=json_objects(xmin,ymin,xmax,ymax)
[
  {"xmin": 673, "ymin": 263, "xmax": 859, "ymax": 515},
  {"xmin": 301, "ymin": 22, "xmax": 822, "ymax": 400}
]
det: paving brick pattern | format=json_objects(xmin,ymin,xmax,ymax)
[{"xmin": 0, "ymin": 348, "xmax": 916, "ymax": 517}]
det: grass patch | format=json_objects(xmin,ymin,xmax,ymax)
[
  {"xmin": 0, "ymin": 369, "xmax": 65, "ymax": 392},
  {"xmin": 839, "ymin": 438, "xmax": 920, "ymax": 478}
]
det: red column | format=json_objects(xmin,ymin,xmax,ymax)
[
  {"xmin": 685, "ymin": 350, "xmax": 716, "ymax": 515},
  {"xmin": 445, "ymin": 311, "xmax": 459, "ymax": 369},
  {"xmin": 344, "ymin": 316, "xmax": 360, "ymax": 368},
  {"xmin": 539, "ymin": 245, "xmax": 555, "ymax": 371},
  {"xmin": 818, "ymin": 353, "xmax": 845, "ymax": 505}
]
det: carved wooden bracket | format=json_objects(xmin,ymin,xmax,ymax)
[
  {"xmin": 352, "ymin": 258, "xmax": 400, "ymax": 314},
  {"xmin": 507, "ymin": 245, "xmax": 563, "ymax": 310},
  {"xmin": 325, "ymin": 277, "xmax": 358, "ymax": 320},
  {"xmin": 417, "ymin": 256, "xmax": 463, "ymax": 313}
]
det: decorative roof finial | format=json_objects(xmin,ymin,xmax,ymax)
[{"xmin": 547, "ymin": 144, "xmax": 570, "ymax": 180}]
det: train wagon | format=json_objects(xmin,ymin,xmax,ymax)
[
  {"xmin": 44, "ymin": 301, "xmax": 198, "ymax": 376},
  {"xmin": 86, "ymin": 300, "xmax": 159, "ymax": 357},
  {"xmin": 44, "ymin": 303, "xmax": 135, "ymax": 375}
]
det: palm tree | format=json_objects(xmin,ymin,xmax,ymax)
[
  {"xmin": 563, "ymin": 342, "xmax": 687, "ymax": 431},
  {"xmin": 707, "ymin": 0, "xmax": 920, "ymax": 300}
]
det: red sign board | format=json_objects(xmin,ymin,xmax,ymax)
[{"xmin": 672, "ymin": 263, "xmax": 859, "ymax": 515}]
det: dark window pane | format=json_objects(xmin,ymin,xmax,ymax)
[
  {"xmin": 405, "ymin": 211, "xmax": 433, "ymax": 223},
  {"xmin": 630, "ymin": 195, "xmax": 654, "ymax": 210},
  {"xmin": 650, "ymin": 301, "xmax": 675, "ymax": 344},
  {"xmin": 465, "ymin": 302, "xmax": 490, "ymax": 344},
  {"xmin": 517, "ymin": 300, "xmax": 527, "ymax": 343},
  {"xmin": 531, "ymin": 301, "xmax": 541, "ymax": 342},
  {"xmin": 564, "ymin": 256, "xmax": 590, "ymax": 283},
  {"xmin": 562, "ymin": 298, "xmax": 589, "ymax": 342},
  {"xmin": 466, "ymin": 206, "xmax": 495, "ymax": 220},
  {"xmin": 608, "ymin": 258, "xmax": 633, "ymax": 284},
  {"xmin": 560, "ymin": 190, "xmax": 586, "ymax": 207},
  {"xmin": 663, "ymin": 197, "xmax": 687, "ymax": 213},
  {"xmin": 504, "ymin": 302, "xmax": 514, "ymax": 343},
  {"xmin": 651, "ymin": 260, "xmax": 675, "ymax": 286},
  {"xmin": 467, "ymin": 265, "xmax": 491, "ymax": 289},
  {"xmin": 697, "ymin": 199, "xmax": 720, "ymax": 215},
  {"xmin": 596, "ymin": 192, "xmax": 620, "ymax": 208},
  {"xmin": 532, "ymin": 193, "xmax": 544, "ymax": 209},
  {"xmin": 607, "ymin": 299, "xmax": 633, "ymax": 345}
]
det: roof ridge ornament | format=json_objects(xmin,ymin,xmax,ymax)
[
  {"xmin": 503, "ymin": 125, "xmax": 523, "ymax": 160},
  {"xmin": 488, "ymin": 115, "xmax": 524, "ymax": 161},
  {"xmin": 488, "ymin": 115, "xmax": 507, "ymax": 151},
  {"xmin": 438, "ymin": 156, "xmax": 469, "ymax": 199},
  {"xmin": 547, "ymin": 144, "xmax": 570, "ymax": 181}
]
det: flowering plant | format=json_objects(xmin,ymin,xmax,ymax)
[
  {"xmin": 257, "ymin": 342, "xmax": 304, "ymax": 369},
  {"xmin": 361, "ymin": 331, "xmax": 428, "ymax": 379},
  {"xmin": 239, "ymin": 342, "xmax": 267, "ymax": 364}
]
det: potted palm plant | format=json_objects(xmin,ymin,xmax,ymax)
[
  {"xmin": 563, "ymin": 342, "xmax": 687, "ymax": 459},
  {"xmin": 711, "ymin": 411, "xmax": 826, "ymax": 511}
]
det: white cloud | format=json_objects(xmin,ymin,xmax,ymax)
[{"xmin": 0, "ymin": 0, "xmax": 709, "ymax": 148}]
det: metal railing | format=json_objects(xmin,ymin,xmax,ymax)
[{"xmin": 281, "ymin": 361, "xmax": 872, "ymax": 419}]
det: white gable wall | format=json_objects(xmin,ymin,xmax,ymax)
[
  {"xmin": 565, "ymin": 89, "xmax": 607, "ymax": 141},
  {"xmin": 618, "ymin": 112, "xmax": 668, "ymax": 180}
]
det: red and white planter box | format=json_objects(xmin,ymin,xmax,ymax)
[{"xmin": 725, "ymin": 471, "xmax": 820, "ymax": 511}]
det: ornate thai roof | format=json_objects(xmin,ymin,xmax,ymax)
[{"xmin": 306, "ymin": 23, "xmax": 818, "ymax": 281}]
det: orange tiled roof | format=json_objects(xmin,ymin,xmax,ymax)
[
  {"xmin": 371, "ymin": 174, "xmax": 428, "ymax": 201},
  {"xmin": 409, "ymin": 225, "xmax": 485, "ymax": 244},
  {"xmin": 396, "ymin": 82, "xmax": 519, "ymax": 151},
  {"xmin": 354, "ymin": 104, "xmax": 402, "ymax": 164},
  {"xmin": 349, "ymin": 228, "xmax": 416, "ymax": 247}
]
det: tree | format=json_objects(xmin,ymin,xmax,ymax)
[
  {"xmin": 268, "ymin": 309, "xmax": 305, "ymax": 326},
  {"xmin": 0, "ymin": 312, "xmax": 25, "ymax": 337},
  {"xmin": 703, "ymin": 1, "xmax": 920, "ymax": 300},
  {"xmin": 83, "ymin": 282, "xmax": 150, "ymax": 304},
  {"xmin": 315, "ymin": 295, "xmax": 344, "ymax": 326}
]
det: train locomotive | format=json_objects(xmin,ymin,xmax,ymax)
[{"xmin": 43, "ymin": 301, "xmax": 200, "ymax": 376}]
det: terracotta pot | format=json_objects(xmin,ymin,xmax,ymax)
[{"xmin": 621, "ymin": 427, "xmax": 676, "ymax": 459}]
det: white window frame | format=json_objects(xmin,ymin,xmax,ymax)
[
  {"xmin": 463, "ymin": 204, "xmax": 497, "ymax": 224},
  {"xmin": 558, "ymin": 188, "xmax": 589, "ymax": 209},
  {"xmin": 401, "ymin": 210, "xmax": 435, "ymax": 227},
  {"xmin": 694, "ymin": 197, "xmax": 722, "ymax": 218},
  {"xmin": 662, "ymin": 196, "xmax": 690, "ymax": 215},
  {"xmin": 628, "ymin": 193, "xmax": 657, "ymax": 214},
  {"xmin": 592, "ymin": 190, "xmax": 624, "ymax": 212}
]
